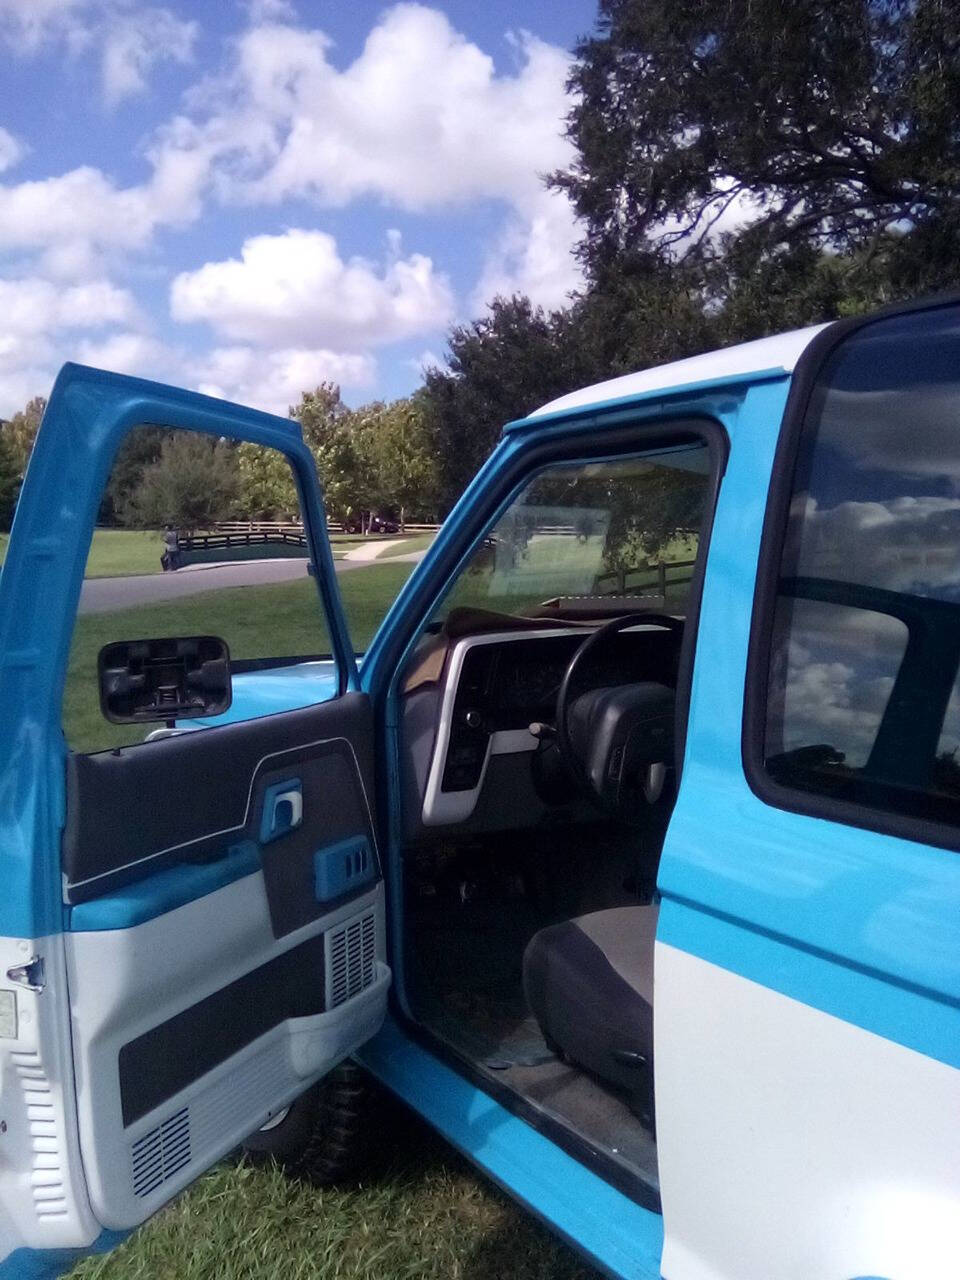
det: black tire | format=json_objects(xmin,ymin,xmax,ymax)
[{"xmin": 241, "ymin": 1060, "xmax": 380, "ymax": 1185}]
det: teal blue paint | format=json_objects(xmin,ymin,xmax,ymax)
[
  {"xmin": 193, "ymin": 663, "xmax": 339, "ymax": 728},
  {"xmin": 0, "ymin": 1230, "xmax": 127, "ymax": 1280},
  {"xmin": 657, "ymin": 895, "xmax": 960, "ymax": 1070},
  {"xmin": 68, "ymin": 841, "xmax": 261, "ymax": 931},
  {"xmin": 0, "ymin": 363, "xmax": 356, "ymax": 938},
  {"xmin": 356, "ymin": 1019, "xmax": 664, "ymax": 1280},
  {"xmin": 658, "ymin": 375, "xmax": 960, "ymax": 1068}
]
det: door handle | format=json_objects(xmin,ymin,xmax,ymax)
[{"xmin": 260, "ymin": 779, "xmax": 303, "ymax": 843}]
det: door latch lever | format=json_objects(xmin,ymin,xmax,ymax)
[{"xmin": 6, "ymin": 955, "xmax": 45, "ymax": 993}]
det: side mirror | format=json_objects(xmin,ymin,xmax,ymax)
[{"xmin": 98, "ymin": 635, "xmax": 232, "ymax": 725}]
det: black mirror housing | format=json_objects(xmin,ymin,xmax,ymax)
[{"xmin": 98, "ymin": 635, "xmax": 232, "ymax": 725}]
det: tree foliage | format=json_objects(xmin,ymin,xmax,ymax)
[
  {"xmin": 0, "ymin": 397, "xmax": 45, "ymax": 532},
  {"xmin": 235, "ymin": 443, "xmax": 299, "ymax": 520},
  {"xmin": 553, "ymin": 0, "xmax": 960, "ymax": 308},
  {"xmin": 0, "ymin": 428, "xmax": 20, "ymax": 531},
  {"xmin": 122, "ymin": 433, "xmax": 241, "ymax": 532},
  {"xmin": 291, "ymin": 386, "xmax": 439, "ymax": 527},
  {"xmin": 420, "ymin": 297, "xmax": 604, "ymax": 513},
  {"xmin": 368, "ymin": 392, "xmax": 440, "ymax": 525}
]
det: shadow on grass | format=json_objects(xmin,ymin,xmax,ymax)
[{"xmin": 68, "ymin": 1089, "xmax": 602, "ymax": 1280}]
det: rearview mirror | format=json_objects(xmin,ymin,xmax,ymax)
[{"xmin": 98, "ymin": 635, "xmax": 231, "ymax": 725}]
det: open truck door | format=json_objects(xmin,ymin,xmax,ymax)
[{"xmin": 0, "ymin": 365, "xmax": 390, "ymax": 1275}]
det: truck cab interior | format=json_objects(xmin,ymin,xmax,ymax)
[{"xmin": 394, "ymin": 429, "xmax": 718, "ymax": 1205}]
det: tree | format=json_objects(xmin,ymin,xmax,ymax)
[
  {"xmin": 100, "ymin": 426, "xmax": 169, "ymax": 525},
  {"xmin": 0, "ymin": 396, "xmax": 46, "ymax": 532},
  {"xmin": 291, "ymin": 385, "xmax": 378, "ymax": 529},
  {"xmin": 553, "ymin": 0, "xmax": 960, "ymax": 333},
  {"xmin": 420, "ymin": 296, "xmax": 605, "ymax": 513},
  {"xmin": 122, "ymin": 433, "xmax": 241, "ymax": 532},
  {"xmin": 235, "ymin": 443, "xmax": 299, "ymax": 520},
  {"xmin": 294, "ymin": 383, "xmax": 352, "ymax": 454},
  {"xmin": 364, "ymin": 393, "xmax": 440, "ymax": 527},
  {"xmin": 0, "ymin": 427, "xmax": 20, "ymax": 531}
]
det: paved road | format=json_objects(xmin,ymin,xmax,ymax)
[{"xmin": 77, "ymin": 550, "xmax": 427, "ymax": 615}]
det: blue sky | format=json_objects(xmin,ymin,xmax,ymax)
[{"xmin": 0, "ymin": 0, "xmax": 596, "ymax": 417}]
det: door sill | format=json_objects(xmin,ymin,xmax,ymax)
[{"xmin": 368, "ymin": 1011, "xmax": 661, "ymax": 1214}]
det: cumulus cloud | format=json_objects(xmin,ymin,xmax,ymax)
[
  {"xmin": 0, "ymin": 275, "xmax": 139, "ymax": 334},
  {"xmin": 0, "ymin": 159, "xmax": 205, "ymax": 273},
  {"xmin": 0, "ymin": 0, "xmax": 197, "ymax": 103},
  {"xmin": 189, "ymin": 345, "xmax": 375, "ymax": 414},
  {"xmin": 0, "ymin": 275, "xmax": 144, "ymax": 415},
  {"xmin": 792, "ymin": 494, "xmax": 960, "ymax": 599},
  {"xmin": 471, "ymin": 187, "xmax": 581, "ymax": 312},
  {"xmin": 72, "ymin": 330, "xmax": 171, "ymax": 377},
  {"xmin": 170, "ymin": 228, "xmax": 454, "ymax": 349},
  {"xmin": 0, "ymin": 126, "xmax": 25, "ymax": 173},
  {"xmin": 200, "ymin": 8, "xmax": 572, "ymax": 211},
  {"xmin": 171, "ymin": 3, "xmax": 584, "ymax": 309},
  {"xmin": 770, "ymin": 600, "xmax": 909, "ymax": 766},
  {"xmin": 101, "ymin": 7, "xmax": 197, "ymax": 106},
  {"xmin": 0, "ymin": 3, "xmax": 584, "ymax": 410}
]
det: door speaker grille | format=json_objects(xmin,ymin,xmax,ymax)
[
  {"xmin": 131, "ymin": 1106, "xmax": 191, "ymax": 1198},
  {"xmin": 325, "ymin": 909, "xmax": 376, "ymax": 1008}
]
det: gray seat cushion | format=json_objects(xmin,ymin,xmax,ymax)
[{"xmin": 523, "ymin": 904, "xmax": 658, "ymax": 1122}]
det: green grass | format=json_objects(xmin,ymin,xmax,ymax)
[
  {"xmin": 64, "ymin": 562, "xmax": 415, "ymax": 753},
  {"xmin": 376, "ymin": 533, "xmax": 435, "ymax": 559},
  {"xmin": 0, "ymin": 530, "xmax": 385, "ymax": 575},
  {"xmin": 67, "ymin": 1109, "xmax": 599, "ymax": 1280},
  {"xmin": 0, "ymin": 530, "xmax": 167, "ymax": 578}
]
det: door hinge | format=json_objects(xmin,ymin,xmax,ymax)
[{"xmin": 6, "ymin": 955, "xmax": 45, "ymax": 993}]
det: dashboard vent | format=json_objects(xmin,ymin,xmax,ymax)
[
  {"xmin": 325, "ymin": 909, "xmax": 376, "ymax": 1009},
  {"xmin": 131, "ymin": 1107, "xmax": 191, "ymax": 1198}
]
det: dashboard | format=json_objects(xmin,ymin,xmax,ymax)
[{"xmin": 417, "ymin": 625, "xmax": 679, "ymax": 827}]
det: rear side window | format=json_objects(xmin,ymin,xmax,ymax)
[{"xmin": 756, "ymin": 302, "xmax": 960, "ymax": 836}]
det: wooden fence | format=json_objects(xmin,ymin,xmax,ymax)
[{"xmin": 211, "ymin": 520, "xmax": 441, "ymax": 535}]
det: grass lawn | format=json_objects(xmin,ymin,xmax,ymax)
[
  {"xmin": 1, "ymin": 529, "xmax": 166, "ymax": 578},
  {"xmin": 67, "ymin": 1111, "xmax": 599, "ymax": 1280},
  {"xmin": 64, "ymin": 562, "xmax": 415, "ymax": 753},
  {"xmin": 0, "ymin": 530, "xmax": 402, "ymax": 574}
]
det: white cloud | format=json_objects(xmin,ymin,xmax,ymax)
[
  {"xmin": 0, "ymin": 4, "xmax": 585, "ymax": 411},
  {"xmin": 170, "ymin": 228, "xmax": 454, "ymax": 348},
  {"xmin": 0, "ymin": 126, "xmax": 25, "ymax": 173},
  {"xmin": 0, "ymin": 0, "xmax": 197, "ymax": 103},
  {"xmin": 73, "ymin": 330, "xmax": 170, "ymax": 377},
  {"xmin": 101, "ymin": 7, "xmax": 197, "ymax": 106},
  {"xmin": 472, "ymin": 187, "xmax": 582, "ymax": 312},
  {"xmin": 0, "ymin": 157, "xmax": 206, "ymax": 278},
  {"xmin": 0, "ymin": 275, "xmax": 138, "ymax": 334},
  {"xmin": 793, "ymin": 494, "xmax": 960, "ymax": 599},
  {"xmin": 0, "ymin": 0, "xmax": 84, "ymax": 53},
  {"xmin": 190, "ymin": 345, "xmax": 375, "ymax": 414},
  {"xmin": 207, "ymin": 9, "xmax": 573, "ymax": 211},
  {"xmin": 169, "ymin": 3, "xmax": 584, "ymax": 308},
  {"xmin": 0, "ymin": 276, "xmax": 144, "ymax": 416}
]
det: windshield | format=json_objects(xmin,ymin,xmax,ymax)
[{"xmin": 436, "ymin": 442, "xmax": 712, "ymax": 623}]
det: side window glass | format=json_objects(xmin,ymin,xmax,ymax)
[
  {"xmin": 64, "ymin": 426, "xmax": 334, "ymax": 754},
  {"xmin": 763, "ymin": 303, "xmax": 960, "ymax": 826}
]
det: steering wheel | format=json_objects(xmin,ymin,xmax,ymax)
[{"xmin": 555, "ymin": 612, "xmax": 683, "ymax": 817}]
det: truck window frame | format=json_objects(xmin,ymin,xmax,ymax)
[{"xmin": 743, "ymin": 290, "xmax": 960, "ymax": 854}]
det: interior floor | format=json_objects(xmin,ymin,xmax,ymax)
[{"xmin": 404, "ymin": 809, "xmax": 669, "ymax": 1197}]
